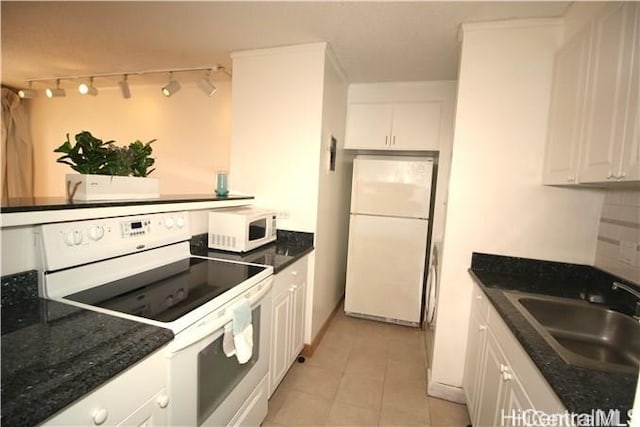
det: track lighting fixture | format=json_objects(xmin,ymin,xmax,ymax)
[
  {"xmin": 18, "ymin": 82, "xmax": 37, "ymax": 99},
  {"xmin": 198, "ymin": 70, "xmax": 217, "ymax": 97},
  {"xmin": 29, "ymin": 65, "xmax": 228, "ymax": 100},
  {"xmin": 162, "ymin": 72, "xmax": 181, "ymax": 97},
  {"xmin": 119, "ymin": 75, "xmax": 131, "ymax": 99},
  {"xmin": 78, "ymin": 77, "xmax": 98, "ymax": 96},
  {"xmin": 46, "ymin": 79, "xmax": 66, "ymax": 98}
]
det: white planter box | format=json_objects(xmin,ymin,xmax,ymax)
[{"xmin": 66, "ymin": 174, "xmax": 160, "ymax": 201}]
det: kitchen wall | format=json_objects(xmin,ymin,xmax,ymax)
[
  {"xmin": 311, "ymin": 51, "xmax": 351, "ymax": 341},
  {"xmin": 28, "ymin": 82, "xmax": 232, "ymax": 196},
  {"xmin": 595, "ymin": 189, "xmax": 640, "ymax": 284},
  {"xmin": 229, "ymin": 44, "xmax": 325, "ymax": 233},
  {"xmin": 430, "ymin": 18, "xmax": 606, "ymax": 398},
  {"xmin": 228, "ymin": 43, "xmax": 351, "ymax": 344}
]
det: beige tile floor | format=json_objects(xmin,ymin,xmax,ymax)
[{"xmin": 263, "ymin": 306, "xmax": 471, "ymax": 426}]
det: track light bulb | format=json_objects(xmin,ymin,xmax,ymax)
[
  {"xmin": 119, "ymin": 75, "xmax": 131, "ymax": 99},
  {"xmin": 198, "ymin": 75, "xmax": 217, "ymax": 97},
  {"xmin": 162, "ymin": 73, "xmax": 181, "ymax": 97},
  {"xmin": 46, "ymin": 80, "xmax": 65, "ymax": 98},
  {"xmin": 18, "ymin": 82, "xmax": 37, "ymax": 99},
  {"xmin": 79, "ymin": 78, "xmax": 98, "ymax": 96}
]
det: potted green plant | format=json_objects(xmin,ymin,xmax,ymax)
[{"xmin": 54, "ymin": 131, "xmax": 160, "ymax": 200}]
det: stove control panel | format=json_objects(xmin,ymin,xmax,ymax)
[
  {"xmin": 121, "ymin": 218, "xmax": 152, "ymax": 238},
  {"xmin": 38, "ymin": 212, "xmax": 191, "ymax": 271}
]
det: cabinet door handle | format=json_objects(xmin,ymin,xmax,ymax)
[
  {"xmin": 92, "ymin": 408, "xmax": 109, "ymax": 425},
  {"xmin": 478, "ymin": 325, "xmax": 487, "ymax": 331},
  {"xmin": 476, "ymin": 295, "xmax": 482, "ymax": 300},
  {"xmin": 502, "ymin": 371, "xmax": 512, "ymax": 381},
  {"xmin": 157, "ymin": 394, "xmax": 170, "ymax": 409},
  {"xmin": 392, "ymin": 135, "xmax": 396, "ymax": 146},
  {"xmin": 567, "ymin": 175, "xmax": 575, "ymax": 182},
  {"xmin": 607, "ymin": 171, "xmax": 615, "ymax": 179},
  {"xmin": 291, "ymin": 271, "xmax": 298, "ymax": 277},
  {"xmin": 385, "ymin": 136, "xmax": 389, "ymax": 146}
]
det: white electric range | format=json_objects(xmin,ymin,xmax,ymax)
[{"xmin": 37, "ymin": 211, "xmax": 273, "ymax": 427}]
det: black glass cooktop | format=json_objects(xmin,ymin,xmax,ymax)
[{"xmin": 67, "ymin": 257, "xmax": 266, "ymax": 323}]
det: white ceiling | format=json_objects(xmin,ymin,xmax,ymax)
[{"xmin": 1, "ymin": 1, "xmax": 571, "ymax": 90}]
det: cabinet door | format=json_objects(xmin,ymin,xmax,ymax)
[
  {"xmin": 463, "ymin": 308, "xmax": 487, "ymax": 425},
  {"xmin": 269, "ymin": 288, "xmax": 291, "ymax": 397},
  {"xmin": 475, "ymin": 330, "xmax": 508, "ymax": 427},
  {"xmin": 344, "ymin": 103, "xmax": 394, "ymax": 149},
  {"xmin": 581, "ymin": 4, "xmax": 632, "ymax": 183},
  {"xmin": 543, "ymin": 29, "xmax": 591, "ymax": 185},
  {"xmin": 290, "ymin": 281, "xmax": 306, "ymax": 363},
  {"xmin": 118, "ymin": 389, "xmax": 169, "ymax": 427},
  {"xmin": 500, "ymin": 375, "xmax": 535, "ymax": 427},
  {"xmin": 391, "ymin": 102, "xmax": 442, "ymax": 151},
  {"xmin": 617, "ymin": 4, "xmax": 640, "ymax": 181}
]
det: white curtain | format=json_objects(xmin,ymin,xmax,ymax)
[{"xmin": 1, "ymin": 88, "xmax": 34, "ymax": 203}]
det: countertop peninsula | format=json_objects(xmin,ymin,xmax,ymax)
[{"xmin": 1, "ymin": 194, "xmax": 253, "ymax": 227}]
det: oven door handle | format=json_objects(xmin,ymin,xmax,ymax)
[{"xmin": 167, "ymin": 277, "xmax": 273, "ymax": 355}]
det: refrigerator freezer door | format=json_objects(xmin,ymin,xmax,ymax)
[
  {"xmin": 344, "ymin": 214, "xmax": 428, "ymax": 324},
  {"xmin": 351, "ymin": 156, "xmax": 433, "ymax": 219}
]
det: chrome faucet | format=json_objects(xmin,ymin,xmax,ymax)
[{"xmin": 611, "ymin": 281, "xmax": 640, "ymax": 321}]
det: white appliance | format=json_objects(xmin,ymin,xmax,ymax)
[
  {"xmin": 345, "ymin": 155, "xmax": 433, "ymax": 325},
  {"xmin": 424, "ymin": 241, "xmax": 442, "ymax": 393},
  {"xmin": 208, "ymin": 206, "xmax": 277, "ymax": 252},
  {"xmin": 37, "ymin": 212, "xmax": 274, "ymax": 427}
]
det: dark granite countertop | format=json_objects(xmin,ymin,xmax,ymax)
[
  {"xmin": 0, "ymin": 194, "xmax": 253, "ymax": 213},
  {"xmin": 190, "ymin": 230, "xmax": 314, "ymax": 273},
  {"xmin": 0, "ymin": 271, "xmax": 174, "ymax": 427},
  {"xmin": 470, "ymin": 252, "xmax": 638, "ymax": 418}
]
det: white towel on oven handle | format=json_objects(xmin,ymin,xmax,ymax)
[{"xmin": 222, "ymin": 298, "xmax": 253, "ymax": 364}]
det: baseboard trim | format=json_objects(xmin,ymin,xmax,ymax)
[
  {"xmin": 427, "ymin": 368, "xmax": 467, "ymax": 404},
  {"xmin": 301, "ymin": 297, "xmax": 343, "ymax": 358}
]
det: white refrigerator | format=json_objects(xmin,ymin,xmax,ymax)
[{"xmin": 344, "ymin": 155, "xmax": 433, "ymax": 325}]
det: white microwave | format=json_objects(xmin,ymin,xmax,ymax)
[{"xmin": 208, "ymin": 206, "xmax": 277, "ymax": 252}]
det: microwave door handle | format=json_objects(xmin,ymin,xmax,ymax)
[{"xmin": 167, "ymin": 277, "xmax": 273, "ymax": 355}]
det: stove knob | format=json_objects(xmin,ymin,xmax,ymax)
[
  {"xmin": 88, "ymin": 225, "xmax": 104, "ymax": 241},
  {"xmin": 166, "ymin": 295, "xmax": 174, "ymax": 307},
  {"xmin": 175, "ymin": 216, "xmax": 185, "ymax": 229},
  {"xmin": 177, "ymin": 288, "xmax": 185, "ymax": 299},
  {"xmin": 63, "ymin": 230, "xmax": 75, "ymax": 246},
  {"xmin": 164, "ymin": 217, "xmax": 175, "ymax": 229},
  {"xmin": 73, "ymin": 230, "xmax": 83, "ymax": 245}
]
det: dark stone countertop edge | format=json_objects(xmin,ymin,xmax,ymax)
[
  {"xmin": 468, "ymin": 268, "xmax": 636, "ymax": 416},
  {"xmin": 0, "ymin": 194, "xmax": 253, "ymax": 213},
  {"xmin": 190, "ymin": 230, "xmax": 315, "ymax": 274},
  {"xmin": 2, "ymin": 322, "xmax": 174, "ymax": 427}
]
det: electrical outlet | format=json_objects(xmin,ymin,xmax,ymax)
[
  {"xmin": 276, "ymin": 211, "xmax": 290, "ymax": 220},
  {"xmin": 618, "ymin": 240, "xmax": 637, "ymax": 265}
]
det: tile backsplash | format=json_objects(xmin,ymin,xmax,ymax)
[{"xmin": 595, "ymin": 189, "xmax": 640, "ymax": 284}]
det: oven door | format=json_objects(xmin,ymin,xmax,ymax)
[{"xmin": 167, "ymin": 278, "xmax": 272, "ymax": 427}]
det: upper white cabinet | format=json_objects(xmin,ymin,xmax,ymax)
[
  {"xmin": 345, "ymin": 102, "xmax": 442, "ymax": 151},
  {"xmin": 543, "ymin": 28, "xmax": 592, "ymax": 185},
  {"xmin": 580, "ymin": 3, "xmax": 640, "ymax": 183},
  {"xmin": 543, "ymin": 3, "xmax": 639, "ymax": 185}
]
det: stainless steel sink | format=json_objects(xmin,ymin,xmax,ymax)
[{"xmin": 504, "ymin": 291, "xmax": 640, "ymax": 374}]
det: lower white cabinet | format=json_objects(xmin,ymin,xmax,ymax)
[
  {"xmin": 43, "ymin": 347, "xmax": 169, "ymax": 426},
  {"xmin": 268, "ymin": 255, "xmax": 308, "ymax": 397},
  {"xmin": 464, "ymin": 283, "xmax": 564, "ymax": 427}
]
